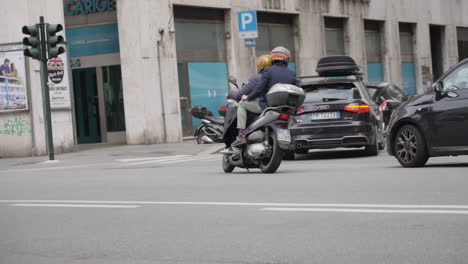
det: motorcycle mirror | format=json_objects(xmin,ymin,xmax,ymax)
[{"xmin": 228, "ymin": 76, "xmax": 238, "ymax": 86}]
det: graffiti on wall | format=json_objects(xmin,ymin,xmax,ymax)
[{"xmin": 0, "ymin": 118, "xmax": 32, "ymax": 136}]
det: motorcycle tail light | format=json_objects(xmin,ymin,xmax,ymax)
[
  {"xmin": 344, "ymin": 104, "xmax": 370, "ymax": 113},
  {"xmin": 279, "ymin": 113, "xmax": 290, "ymax": 120}
]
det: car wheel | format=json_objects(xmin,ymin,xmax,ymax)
[{"xmin": 393, "ymin": 125, "xmax": 429, "ymax": 167}]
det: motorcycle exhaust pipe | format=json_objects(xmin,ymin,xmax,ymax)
[{"xmin": 201, "ymin": 135, "xmax": 215, "ymax": 143}]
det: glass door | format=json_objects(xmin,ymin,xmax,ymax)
[{"xmin": 72, "ymin": 68, "xmax": 101, "ymax": 144}]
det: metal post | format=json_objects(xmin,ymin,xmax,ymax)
[
  {"xmin": 251, "ymin": 46, "xmax": 257, "ymax": 75},
  {"xmin": 39, "ymin": 16, "xmax": 54, "ymax": 160}
]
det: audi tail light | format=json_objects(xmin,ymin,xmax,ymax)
[
  {"xmin": 295, "ymin": 108, "xmax": 305, "ymax": 115},
  {"xmin": 344, "ymin": 104, "xmax": 370, "ymax": 113}
]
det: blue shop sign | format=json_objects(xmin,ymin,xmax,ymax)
[
  {"xmin": 66, "ymin": 24, "xmax": 120, "ymax": 57},
  {"xmin": 65, "ymin": 0, "xmax": 115, "ymax": 16}
]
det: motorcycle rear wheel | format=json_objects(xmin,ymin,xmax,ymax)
[
  {"xmin": 196, "ymin": 130, "xmax": 210, "ymax": 144},
  {"xmin": 259, "ymin": 131, "xmax": 283, "ymax": 173},
  {"xmin": 222, "ymin": 154, "xmax": 235, "ymax": 173}
]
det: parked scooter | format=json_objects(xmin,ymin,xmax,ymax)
[
  {"xmin": 192, "ymin": 105, "xmax": 227, "ymax": 144},
  {"xmin": 192, "ymin": 76, "xmax": 241, "ymax": 144},
  {"xmin": 221, "ymin": 83, "xmax": 305, "ymax": 173}
]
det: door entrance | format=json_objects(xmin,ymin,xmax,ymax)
[
  {"xmin": 72, "ymin": 68, "xmax": 101, "ymax": 144},
  {"xmin": 174, "ymin": 6, "xmax": 228, "ymax": 137}
]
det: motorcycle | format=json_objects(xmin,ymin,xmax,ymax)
[
  {"xmin": 221, "ymin": 83, "xmax": 305, "ymax": 173},
  {"xmin": 192, "ymin": 105, "xmax": 227, "ymax": 144}
]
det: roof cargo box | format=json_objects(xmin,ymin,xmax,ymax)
[{"xmin": 316, "ymin": 56, "xmax": 360, "ymax": 77}]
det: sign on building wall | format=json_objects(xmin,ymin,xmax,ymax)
[
  {"xmin": 64, "ymin": 0, "xmax": 116, "ymax": 16},
  {"xmin": 48, "ymin": 54, "xmax": 71, "ymax": 109},
  {"xmin": 0, "ymin": 48, "xmax": 28, "ymax": 112},
  {"xmin": 237, "ymin": 11, "xmax": 258, "ymax": 39},
  {"xmin": 66, "ymin": 24, "xmax": 120, "ymax": 57}
]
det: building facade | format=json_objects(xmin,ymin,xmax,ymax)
[{"xmin": 1, "ymin": 0, "xmax": 467, "ymax": 157}]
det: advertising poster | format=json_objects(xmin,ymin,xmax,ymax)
[
  {"xmin": 0, "ymin": 49, "xmax": 28, "ymax": 111},
  {"xmin": 48, "ymin": 53, "xmax": 71, "ymax": 109}
]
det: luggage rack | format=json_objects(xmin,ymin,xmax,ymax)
[{"xmin": 298, "ymin": 72, "xmax": 364, "ymax": 81}]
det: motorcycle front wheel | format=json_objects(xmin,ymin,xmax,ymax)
[{"xmin": 259, "ymin": 131, "xmax": 283, "ymax": 173}]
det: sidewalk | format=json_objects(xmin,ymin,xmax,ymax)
[{"xmin": 0, "ymin": 141, "xmax": 224, "ymax": 170}]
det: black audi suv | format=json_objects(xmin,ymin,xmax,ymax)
[
  {"xmin": 285, "ymin": 56, "xmax": 384, "ymax": 159},
  {"xmin": 387, "ymin": 58, "xmax": 468, "ymax": 167}
]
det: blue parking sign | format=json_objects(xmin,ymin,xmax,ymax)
[{"xmin": 237, "ymin": 10, "xmax": 258, "ymax": 39}]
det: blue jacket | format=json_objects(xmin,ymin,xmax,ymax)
[
  {"xmin": 247, "ymin": 62, "xmax": 301, "ymax": 109},
  {"xmin": 227, "ymin": 73, "xmax": 262, "ymax": 101}
]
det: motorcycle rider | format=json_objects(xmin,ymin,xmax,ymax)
[
  {"xmin": 226, "ymin": 54, "xmax": 272, "ymax": 101},
  {"xmin": 232, "ymin": 46, "xmax": 301, "ymax": 147}
]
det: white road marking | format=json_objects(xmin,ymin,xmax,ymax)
[
  {"xmin": 158, "ymin": 155, "xmax": 219, "ymax": 164},
  {"xmin": 9, "ymin": 203, "xmax": 140, "ymax": 208},
  {"xmin": 119, "ymin": 155, "xmax": 217, "ymax": 166},
  {"xmin": 41, "ymin": 160, "xmax": 60, "ymax": 164},
  {"xmin": 116, "ymin": 155, "xmax": 190, "ymax": 162},
  {"xmin": 0, "ymin": 163, "xmax": 117, "ymax": 173},
  {"xmin": 1, "ymin": 200, "xmax": 468, "ymax": 209},
  {"xmin": 261, "ymin": 207, "xmax": 468, "ymax": 215}
]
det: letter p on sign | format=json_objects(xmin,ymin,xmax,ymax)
[
  {"xmin": 241, "ymin": 13, "xmax": 253, "ymax": 30},
  {"xmin": 237, "ymin": 10, "xmax": 258, "ymax": 39}
]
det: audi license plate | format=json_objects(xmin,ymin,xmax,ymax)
[
  {"xmin": 276, "ymin": 128, "xmax": 291, "ymax": 143},
  {"xmin": 309, "ymin": 112, "xmax": 340, "ymax": 120}
]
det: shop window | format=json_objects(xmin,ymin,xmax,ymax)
[
  {"xmin": 325, "ymin": 17, "xmax": 346, "ymax": 55},
  {"xmin": 365, "ymin": 20, "xmax": 384, "ymax": 82},
  {"xmin": 103, "ymin": 65, "xmax": 126, "ymax": 132},
  {"xmin": 256, "ymin": 12, "xmax": 296, "ymax": 63},
  {"xmin": 457, "ymin": 27, "xmax": 468, "ymax": 61},
  {"xmin": 399, "ymin": 23, "xmax": 416, "ymax": 95},
  {"xmin": 175, "ymin": 22, "xmax": 225, "ymax": 53},
  {"xmin": 324, "ymin": 17, "xmax": 345, "ymax": 55}
]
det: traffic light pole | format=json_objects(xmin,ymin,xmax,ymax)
[{"xmin": 38, "ymin": 16, "xmax": 55, "ymax": 160}]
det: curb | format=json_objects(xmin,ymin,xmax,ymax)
[{"xmin": 197, "ymin": 144, "xmax": 225, "ymax": 156}]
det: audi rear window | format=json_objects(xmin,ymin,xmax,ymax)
[{"xmin": 303, "ymin": 84, "xmax": 361, "ymax": 103}]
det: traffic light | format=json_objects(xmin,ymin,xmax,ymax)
[
  {"xmin": 22, "ymin": 25, "xmax": 41, "ymax": 60},
  {"xmin": 46, "ymin": 23, "xmax": 65, "ymax": 59}
]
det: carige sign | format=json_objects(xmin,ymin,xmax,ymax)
[{"xmin": 65, "ymin": 0, "xmax": 115, "ymax": 16}]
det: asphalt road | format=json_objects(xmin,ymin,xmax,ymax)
[{"xmin": 1, "ymin": 146, "xmax": 468, "ymax": 264}]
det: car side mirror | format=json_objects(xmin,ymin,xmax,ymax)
[{"xmin": 433, "ymin": 82, "xmax": 443, "ymax": 93}]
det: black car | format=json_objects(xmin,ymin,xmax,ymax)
[
  {"xmin": 286, "ymin": 56, "xmax": 385, "ymax": 159},
  {"xmin": 387, "ymin": 58, "xmax": 468, "ymax": 167},
  {"xmin": 366, "ymin": 82, "xmax": 408, "ymax": 130}
]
